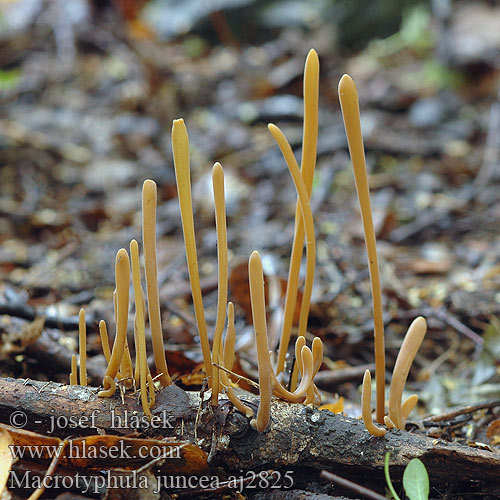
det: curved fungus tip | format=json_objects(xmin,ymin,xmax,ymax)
[
  {"xmin": 388, "ymin": 316, "xmax": 427, "ymax": 429},
  {"xmin": 338, "ymin": 73, "xmax": 354, "ymax": 95},
  {"xmin": 361, "ymin": 370, "xmax": 386, "ymax": 437},
  {"xmin": 384, "ymin": 416, "xmax": 396, "ymax": 429}
]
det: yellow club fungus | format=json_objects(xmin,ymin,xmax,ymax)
[
  {"xmin": 98, "ymin": 320, "xmax": 111, "ymax": 364},
  {"xmin": 221, "ymin": 302, "xmax": 253, "ymax": 418},
  {"xmin": 171, "ymin": 119, "xmax": 212, "ymax": 380},
  {"xmin": 130, "ymin": 239, "xmax": 152, "ymax": 418},
  {"xmin": 277, "ymin": 48, "xmax": 319, "ymax": 377},
  {"xmin": 361, "ymin": 369, "xmax": 386, "ymax": 437},
  {"xmin": 248, "ymin": 251, "xmax": 273, "ymax": 432},
  {"xmin": 388, "ymin": 316, "xmax": 427, "ymax": 429},
  {"xmin": 339, "ymin": 74, "xmax": 385, "ymax": 424},
  {"xmin": 99, "ymin": 248, "xmax": 130, "ymax": 398},
  {"xmin": 78, "ymin": 308, "xmax": 87, "ymax": 387},
  {"xmin": 142, "ymin": 179, "xmax": 172, "ymax": 386},
  {"xmin": 69, "ymin": 354, "xmax": 77, "ymax": 385},
  {"xmin": 267, "ymin": 123, "xmax": 316, "ymax": 390},
  {"xmin": 211, "ymin": 162, "xmax": 229, "ymax": 406}
]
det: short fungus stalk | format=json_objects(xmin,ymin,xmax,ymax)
[
  {"xmin": 271, "ymin": 337, "xmax": 314, "ymax": 403},
  {"xmin": 211, "ymin": 162, "xmax": 229, "ymax": 406},
  {"xmin": 99, "ymin": 248, "xmax": 130, "ymax": 398},
  {"xmin": 268, "ymin": 123, "xmax": 316, "ymax": 390},
  {"xmin": 130, "ymin": 239, "xmax": 152, "ymax": 418},
  {"xmin": 339, "ymin": 74, "xmax": 385, "ymax": 424},
  {"xmin": 304, "ymin": 337, "xmax": 323, "ymax": 405},
  {"xmin": 248, "ymin": 251, "xmax": 315, "ymax": 420},
  {"xmin": 248, "ymin": 251, "xmax": 273, "ymax": 432},
  {"xmin": 99, "ymin": 319, "xmax": 123, "ymax": 381},
  {"xmin": 119, "ymin": 338, "xmax": 134, "ymax": 389},
  {"xmin": 401, "ymin": 394, "xmax": 419, "ymax": 421},
  {"xmin": 110, "ymin": 289, "xmax": 133, "ymax": 388},
  {"xmin": 361, "ymin": 369, "xmax": 386, "ymax": 437},
  {"xmin": 69, "ymin": 354, "xmax": 77, "ymax": 385},
  {"xmin": 221, "ymin": 302, "xmax": 253, "ymax": 418},
  {"xmin": 147, "ymin": 373, "xmax": 155, "ymax": 407},
  {"xmin": 384, "ymin": 395, "xmax": 418, "ymax": 429},
  {"xmin": 133, "ymin": 289, "xmax": 149, "ymax": 387},
  {"xmin": 277, "ymin": 48, "xmax": 319, "ymax": 377},
  {"xmin": 223, "ymin": 302, "xmax": 236, "ymax": 372},
  {"xmin": 98, "ymin": 320, "xmax": 112, "ymax": 364},
  {"xmin": 172, "ymin": 119, "xmax": 212, "ymax": 380},
  {"xmin": 142, "ymin": 179, "xmax": 172, "ymax": 386},
  {"xmin": 388, "ymin": 316, "xmax": 427, "ymax": 429},
  {"xmin": 78, "ymin": 308, "xmax": 87, "ymax": 387}
]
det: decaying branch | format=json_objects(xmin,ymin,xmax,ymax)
[{"xmin": 0, "ymin": 376, "xmax": 499, "ymax": 492}]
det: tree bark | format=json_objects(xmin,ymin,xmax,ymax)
[{"xmin": 0, "ymin": 377, "xmax": 499, "ymax": 492}]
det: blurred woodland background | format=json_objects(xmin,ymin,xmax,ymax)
[{"xmin": 0, "ymin": 0, "xmax": 500, "ymax": 441}]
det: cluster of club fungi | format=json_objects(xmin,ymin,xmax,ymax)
[{"xmin": 70, "ymin": 50, "xmax": 426, "ymax": 436}]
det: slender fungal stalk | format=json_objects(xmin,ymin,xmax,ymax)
[
  {"xmin": 211, "ymin": 162, "xmax": 229, "ymax": 406},
  {"xmin": 270, "ymin": 339, "xmax": 314, "ymax": 403},
  {"xmin": 119, "ymin": 339, "xmax": 134, "ymax": 389},
  {"xmin": 115, "ymin": 274, "xmax": 133, "ymax": 388},
  {"xmin": 99, "ymin": 248, "xmax": 130, "ymax": 398},
  {"xmin": 268, "ymin": 124, "xmax": 316, "ymax": 340},
  {"xmin": 99, "ymin": 320, "xmax": 123, "ymax": 381},
  {"xmin": 402, "ymin": 394, "xmax": 419, "ymax": 421},
  {"xmin": 388, "ymin": 317, "xmax": 427, "ymax": 429},
  {"xmin": 98, "ymin": 320, "xmax": 111, "ymax": 364},
  {"xmin": 339, "ymin": 74, "xmax": 385, "ymax": 424},
  {"xmin": 277, "ymin": 48, "xmax": 319, "ymax": 376},
  {"xmin": 361, "ymin": 370, "xmax": 386, "ymax": 437},
  {"xmin": 304, "ymin": 337, "xmax": 323, "ymax": 405},
  {"xmin": 69, "ymin": 354, "xmax": 77, "ymax": 385},
  {"xmin": 130, "ymin": 239, "xmax": 152, "ymax": 418},
  {"xmin": 133, "ymin": 290, "xmax": 149, "ymax": 386},
  {"xmin": 248, "ymin": 251, "xmax": 273, "ymax": 432},
  {"xmin": 147, "ymin": 373, "xmax": 155, "ymax": 407},
  {"xmin": 384, "ymin": 394, "xmax": 420, "ymax": 429},
  {"xmin": 223, "ymin": 302, "xmax": 236, "ymax": 371},
  {"xmin": 142, "ymin": 180, "xmax": 171, "ymax": 386},
  {"xmin": 171, "ymin": 119, "xmax": 212, "ymax": 380},
  {"xmin": 78, "ymin": 308, "xmax": 87, "ymax": 386},
  {"xmin": 268, "ymin": 123, "xmax": 316, "ymax": 390},
  {"xmin": 221, "ymin": 302, "xmax": 254, "ymax": 417}
]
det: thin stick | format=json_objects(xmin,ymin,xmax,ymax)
[
  {"xmin": 78, "ymin": 308, "xmax": 87, "ymax": 386},
  {"xmin": 213, "ymin": 363, "xmax": 260, "ymax": 390},
  {"xmin": 211, "ymin": 162, "xmax": 229, "ymax": 406},
  {"xmin": 171, "ymin": 119, "xmax": 212, "ymax": 379},
  {"xmin": 142, "ymin": 180, "xmax": 172, "ymax": 386},
  {"xmin": 339, "ymin": 74, "xmax": 385, "ymax": 423},
  {"xmin": 27, "ymin": 440, "xmax": 67, "ymax": 500},
  {"xmin": 321, "ymin": 470, "xmax": 388, "ymax": 500},
  {"xmin": 277, "ymin": 48, "xmax": 319, "ymax": 376}
]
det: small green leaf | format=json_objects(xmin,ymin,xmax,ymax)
[{"xmin": 403, "ymin": 458, "xmax": 429, "ymax": 500}]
